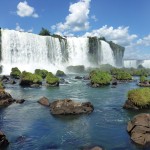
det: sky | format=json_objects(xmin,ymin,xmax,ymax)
[{"xmin": 0, "ymin": 0, "xmax": 150, "ymax": 59}]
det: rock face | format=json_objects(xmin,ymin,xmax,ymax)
[
  {"xmin": 38, "ymin": 97, "xmax": 50, "ymax": 107},
  {"xmin": 0, "ymin": 131, "xmax": 9, "ymax": 148},
  {"xmin": 127, "ymin": 113, "xmax": 150, "ymax": 146},
  {"xmin": 123, "ymin": 100, "xmax": 139, "ymax": 110},
  {"xmin": 50, "ymin": 99, "xmax": 94, "ymax": 115},
  {"xmin": 0, "ymin": 90, "xmax": 15, "ymax": 106}
]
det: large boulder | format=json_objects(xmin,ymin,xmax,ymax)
[
  {"xmin": 127, "ymin": 113, "xmax": 150, "ymax": 146},
  {"xmin": 56, "ymin": 70, "xmax": 66, "ymax": 77},
  {"xmin": 0, "ymin": 131, "xmax": 9, "ymax": 148},
  {"xmin": 0, "ymin": 90, "xmax": 15, "ymax": 106},
  {"xmin": 10, "ymin": 67, "xmax": 21, "ymax": 79},
  {"xmin": 50, "ymin": 99, "xmax": 94, "ymax": 115},
  {"xmin": 38, "ymin": 97, "xmax": 50, "ymax": 107}
]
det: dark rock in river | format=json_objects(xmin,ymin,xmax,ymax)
[
  {"xmin": 0, "ymin": 131, "xmax": 9, "ymax": 148},
  {"xmin": 0, "ymin": 90, "xmax": 15, "ymax": 106},
  {"xmin": 38, "ymin": 97, "xmax": 50, "ymax": 107},
  {"xmin": 75, "ymin": 76, "xmax": 83, "ymax": 79},
  {"xmin": 50, "ymin": 99, "xmax": 94, "ymax": 115},
  {"xmin": 127, "ymin": 113, "xmax": 150, "ymax": 146},
  {"xmin": 16, "ymin": 99, "xmax": 25, "ymax": 104}
]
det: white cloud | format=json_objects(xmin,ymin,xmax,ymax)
[
  {"xmin": 16, "ymin": 23, "xmax": 24, "ymax": 32},
  {"xmin": 15, "ymin": 23, "xmax": 33, "ymax": 33},
  {"xmin": 52, "ymin": 0, "xmax": 91, "ymax": 34},
  {"xmin": 91, "ymin": 15, "xmax": 98, "ymax": 22},
  {"xmin": 136, "ymin": 35, "xmax": 150, "ymax": 46},
  {"xmin": 17, "ymin": 1, "xmax": 39, "ymax": 18},
  {"xmin": 84, "ymin": 25, "xmax": 137, "ymax": 46}
]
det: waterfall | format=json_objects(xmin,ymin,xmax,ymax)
[
  {"xmin": 67, "ymin": 37, "xmax": 90, "ymax": 67},
  {"xmin": 0, "ymin": 29, "xmax": 125, "ymax": 74},
  {"xmin": 142, "ymin": 60, "xmax": 150, "ymax": 68},
  {"xmin": 98, "ymin": 40, "xmax": 115, "ymax": 66}
]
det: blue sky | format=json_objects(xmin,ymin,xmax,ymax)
[{"xmin": 0, "ymin": 0, "xmax": 150, "ymax": 59}]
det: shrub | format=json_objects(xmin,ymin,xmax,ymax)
[
  {"xmin": 140, "ymin": 76, "xmax": 147, "ymax": 83},
  {"xmin": 10, "ymin": 67, "xmax": 21, "ymax": 78},
  {"xmin": 115, "ymin": 71, "xmax": 132, "ymax": 80},
  {"xmin": 128, "ymin": 88, "xmax": 150, "ymax": 107},
  {"xmin": 39, "ymin": 28, "xmax": 51, "ymax": 36},
  {"xmin": 46, "ymin": 72, "xmax": 59, "ymax": 85},
  {"xmin": 35, "ymin": 69, "xmax": 48, "ymax": 79},
  {"xmin": 90, "ymin": 70, "xmax": 112, "ymax": 85}
]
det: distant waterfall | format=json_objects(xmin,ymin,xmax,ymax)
[
  {"xmin": 99, "ymin": 40, "xmax": 115, "ymax": 66},
  {"xmin": 0, "ymin": 29, "xmax": 125, "ymax": 74}
]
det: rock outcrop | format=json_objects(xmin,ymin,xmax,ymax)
[
  {"xmin": 50, "ymin": 99, "xmax": 94, "ymax": 115},
  {"xmin": 38, "ymin": 97, "xmax": 50, "ymax": 107},
  {"xmin": 0, "ymin": 131, "xmax": 9, "ymax": 148},
  {"xmin": 127, "ymin": 113, "xmax": 150, "ymax": 146}
]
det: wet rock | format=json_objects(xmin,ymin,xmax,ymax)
[
  {"xmin": 127, "ymin": 113, "xmax": 150, "ymax": 146},
  {"xmin": 16, "ymin": 99, "xmax": 25, "ymax": 104},
  {"xmin": 50, "ymin": 99, "xmax": 94, "ymax": 115},
  {"xmin": 83, "ymin": 76, "xmax": 90, "ymax": 80},
  {"xmin": 0, "ymin": 131, "xmax": 9, "ymax": 148},
  {"xmin": 38, "ymin": 97, "xmax": 50, "ymax": 107},
  {"xmin": 112, "ymin": 81, "xmax": 117, "ymax": 85},
  {"xmin": 0, "ymin": 90, "xmax": 15, "ymax": 106},
  {"xmin": 123, "ymin": 100, "xmax": 140, "ymax": 110},
  {"xmin": 75, "ymin": 76, "xmax": 83, "ymax": 79},
  {"xmin": 9, "ymin": 79, "xmax": 16, "ymax": 84}
]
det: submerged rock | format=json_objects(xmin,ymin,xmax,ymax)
[
  {"xmin": 16, "ymin": 99, "xmax": 25, "ymax": 104},
  {"xmin": 50, "ymin": 99, "xmax": 94, "ymax": 115},
  {"xmin": 0, "ymin": 131, "xmax": 9, "ymax": 148},
  {"xmin": 75, "ymin": 76, "xmax": 83, "ymax": 79},
  {"xmin": 127, "ymin": 113, "xmax": 150, "ymax": 146},
  {"xmin": 38, "ymin": 97, "xmax": 50, "ymax": 107}
]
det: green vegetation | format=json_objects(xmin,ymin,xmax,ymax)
[
  {"xmin": 56, "ymin": 70, "xmax": 66, "ymax": 77},
  {"xmin": 35, "ymin": 69, "xmax": 48, "ymax": 79},
  {"xmin": 128, "ymin": 88, "xmax": 150, "ymax": 107},
  {"xmin": 0, "ymin": 81, "xmax": 4, "ymax": 90},
  {"xmin": 10, "ymin": 67, "xmax": 21, "ymax": 78},
  {"xmin": 46, "ymin": 72, "xmax": 59, "ymax": 85},
  {"xmin": 115, "ymin": 71, "xmax": 132, "ymax": 80},
  {"xmin": 20, "ymin": 71, "xmax": 42, "ymax": 85},
  {"xmin": 90, "ymin": 70, "xmax": 112, "ymax": 85},
  {"xmin": 39, "ymin": 28, "xmax": 51, "ymax": 36},
  {"xmin": 140, "ymin": 76, "xmax": 147, "ymax": 83}
]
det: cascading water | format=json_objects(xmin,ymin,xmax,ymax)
[
  {"xmin": 67, "ymin": 37, "xmax": 90, "ymax": 67},
  {"xmin": 0, "ymin": 29, "xmax": 125, "ymax": 74},
  {"xmin": 98, "ymin": 40, "xmax": 115, "ymax": 66},
  {"xmin": 141, "ymin": 60, "xmax": 150, "ymax": 68}
]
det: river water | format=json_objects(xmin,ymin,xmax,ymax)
[{"xmin": 0, "ymin": 75, "xmax": 149, "ymax": 150}]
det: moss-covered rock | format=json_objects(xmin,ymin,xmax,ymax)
[
  {"xmin": 56, "ymin": 70, "xmax": 66, "ymax": 77},
  {"xmin": 115, "ymin": 71, "xmax": 132, "ymax": 81},
  {"xmin": 10, "ymin": 67, "xmax": 21, "ymax": 79},
  {"xmin": 123, "ymin": 88, "xmax": 150, "ymax": 109},
  {"xmin": 90, "ymin": 70, "xmax": 112, "ymax": 87},
  {"xmin": 0, "ymin": 81, "xmax": 4, "ymax": 90},
  {"xmin": 46, "ymin": 72, "xmax": 59, "ymax": 86},
  {"xmin": 20, "ymin": 71, "xmax": 42, "ymax": 86},
  {"xmin": 35, "ymin": 69, "xmax": 48, "ymax": 79}
]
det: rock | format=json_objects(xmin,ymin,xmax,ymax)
[
  {"xmin": 83, "ymin": 76, "xmax": 90, "ymax": 80},
  {"xmin": 50, "ymin": 99, "xmax": 94, "ymax": 115},
  {"xmin": 0, "ymin": 131, "xmax": 9, "ymax": 148},
  {"xmin": 46, "ymin": 72, "xmax": 59, "ymax": 87},
  {"xmin": 9, "ymin": 79, "xmax": 16, "ymax": 84},
  {"xmin": 38, "ymin": 97, "xmax": 50, "ymax": 106},
  {"xmin": 30, "ymin": 84, "xmax": 41, "ymax": 88},
  {"xmin": 56, "ymin": 70, "xmax": 66, "ymax": 77},
  {"xmin": 111, "ymin": 85, "xmax": 116, "ymax": 88},
  {"xmin": 1, "ymin": 75, "xmax": 9, "ymax": 82},
  {"xmin": 112, "ymin": 81, "xmax": 117, "ymax": 85},
  {"xmin": 82, "ymin": 145, "xmax": 103, "ymax": 150},
  {"xmin": 75, "ymin": 76, "xmax": 83, "ymax": 79},
  {"xmin": 127, "ymin": 113, "xmax": 150, "ymax": 146},
  {"xmin": 0, "ymin": 90, "xmax": 15, "ymax": 106},
  {"xmin": 123, "ymin": 100, "xmax": 139, "ymax": 110},
  {"xmin": 16, "ymin": 99, "xmax": 25, "ymax": 104}
]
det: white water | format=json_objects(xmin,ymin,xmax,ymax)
[
  {"xmin": 142, "ymin": 60, "xmax": 150, "ymax": 68},
  {"xmin": 0, "ymin": 29, "xmax": 120, "ymax": 74},
  {"xmin": 124, "ymin": 60, "xmax": 138, "ymax": 68},
  {"xmin": 99, "ymin": 40, "xmax": 115, "ymax": 66},
  {"xmin": 67, "ymin": 37, "xmax": 90, "ymax": 67}
]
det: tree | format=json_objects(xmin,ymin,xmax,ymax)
[{"xmin": 39, "ymin": 28, "xmax": 51, "ymax": 36}]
